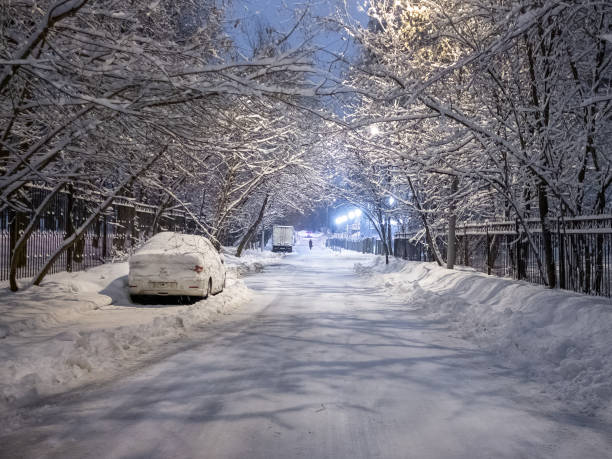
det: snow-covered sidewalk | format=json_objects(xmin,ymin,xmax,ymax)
[
  {"xmin": 354, "ymin": 256, "xmax": 612, "ymax": 417},
  {"xmin": 0, "ymin": 248, "xmax": 281, "ymax": 411}
]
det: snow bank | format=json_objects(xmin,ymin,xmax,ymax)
[
  {"xmin": 0, "ymin": 257, "xmax": 256, "ymax": 411},
  {"xmin": 355, "ymin": 257, "xmax": 612, "ymax": 415},
  {"xmin": 223, "ymin": 247, "xmax": 285, "ymax": 276}
]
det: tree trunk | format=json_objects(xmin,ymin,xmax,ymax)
[
  {"xmin": 65, "ymin": 184, "xmax": 75, "ymax": 272},
  {"xmin": 211, "ymin": 167, "xmax": 236, "ymax": 247},
  {"xmin": 538, "ymin": 181, "xmax": 556, "ymax": 288},
  {"xmin": 9, "ymin": 181, "xmax": 65, "ymax": 291},
  {"xmin": 447, "ymin": 215, "xmax": 457, "ymax": 269},
  {"xmin": 376, "ymin": 212, "xmax": 390, "ymax": 265},
  {"xmin": 236, "ymin": 194, "xmax": 269, "ymax": 257},
  {"xmin": 407, "ymin": 176, "xmax": 443, "ymax": 266},
  {"xmin": 260, "ymin": 225, "xmax": 265, "ymax": 251},
  {"xmin": 8, "ymin": 211, "xmax": 28, "ymax": 284}
]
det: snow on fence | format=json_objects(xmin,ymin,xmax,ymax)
[
  {"xmin": 1, "ymin": 185, "xmax": 199, "ymax": 282},
  {"xmin": 330, "ymin": 215, "xmax": 612, "ymax": 298}
]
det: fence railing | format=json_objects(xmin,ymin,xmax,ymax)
[
  {"xmin": 331, "ymin": 215, "xmax": 612, "ymax": 298},
  {"xmin": 1, "ymin": 185, "xmax": 199, "ymax": 282},
  {"xmin": 326, "ymin": 237, "xmax": 386, "ymax": 255}
]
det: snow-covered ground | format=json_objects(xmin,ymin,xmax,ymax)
[
  {"xmin": 223, "ymin": 246, "xmax": 285, "ymax": 276},
  {"xmin": 3, "ymin": 243, "xmax": 612, "ymax": 459},
  {"xmin": 354, "ymin": 256, "xmax": 612, "ymax": 417},
  {"xmin": 0, "ymin": 247, "xmax": 280, "ymax": 412}
]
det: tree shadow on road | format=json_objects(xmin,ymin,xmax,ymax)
[{"xmin": 3, "ymin": 304, "xmax": 612, "ymax": 458}]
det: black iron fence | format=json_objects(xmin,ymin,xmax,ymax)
[
  {"xmin": 1, "ymin": 185, "xmax": 198, "ymax": 282},
  {"xmin": 326, "ymin": 237, "xmax": 387, "ymax": 255},
  {"xmin": 331, "ymin": 215, "xmax": 612, "ymax": 298}
]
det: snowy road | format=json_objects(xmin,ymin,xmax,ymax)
[{"xmin": 2, "ymin": 245, "xmax": 612, "ymax": 458}]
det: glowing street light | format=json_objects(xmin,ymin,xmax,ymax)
[{"xmin": 388, "ymin": 196, "xmax": 395, "ymax": 206}]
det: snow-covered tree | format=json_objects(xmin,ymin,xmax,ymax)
[{"xmin": 338, "ymin": 0, "xmax": 612, "ymax": 282}]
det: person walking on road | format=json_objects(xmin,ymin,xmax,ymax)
[{"xmin": 309, "ymin": 239, "xmax": 313, "ymax": 250}]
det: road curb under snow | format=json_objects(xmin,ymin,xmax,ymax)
[
  {"xmin": 0, "ymin": 250, "xmax": 281, "ymax": 413},
  {"xmin": 354, "ymin": 257, "xmax": 612, "ymax": 417}
]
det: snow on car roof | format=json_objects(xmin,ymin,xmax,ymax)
[{"xmin": 136, "ymin": 232, "xmax": 215, "ymax": 256}]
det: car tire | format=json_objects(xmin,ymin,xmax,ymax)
[{"xmin": 130, "ymin": 294, "xmax": 143, "ymax": 304}]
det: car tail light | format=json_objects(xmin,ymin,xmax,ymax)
[
  {"xmin": 129, "ymin": 285, "xmax": 138, "ymax": 288},
  {"xmin": 194, "ymin": 265, "xmax": 204, "ymax": 273},
  {"xmin": 188, "ymin": 286, "xmax": 199, "ymax": 289}
]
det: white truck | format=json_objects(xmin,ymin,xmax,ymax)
[{"xmin": 272, "ymin": 225, "xmax": 294, "ymax": 253}]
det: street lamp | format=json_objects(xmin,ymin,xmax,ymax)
[
  {"xmin": 335, "ymin": 215, "xmax": 348, "ymax": 225},
  {"xmin": 334, "ymin": 209, "xmax": 363, "ymax": 238}
]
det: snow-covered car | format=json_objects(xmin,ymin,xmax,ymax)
[{"xmin": 128, "ymin": 232, "xmax": 225, "ymax": 302}]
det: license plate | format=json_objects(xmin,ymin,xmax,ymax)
[{"xmin": 149, "ymin": 281, "xmax": 177, "ymax": 288}]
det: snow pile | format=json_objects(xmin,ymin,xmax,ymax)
[
  {"xmin": 355, "ymin": 257, "xmax": 612, "ymax": 415},
  {"xmin": 0, "ymin": 261, "xmax": 252, "ymax": 411},
  {"xmin": 223, "ymin": 247, "xmax": 284, "ymax": 276}
]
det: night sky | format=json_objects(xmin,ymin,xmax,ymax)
[{"xmin": 226, "ymin": 0, "xmax": 368, "ymax": 64}]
